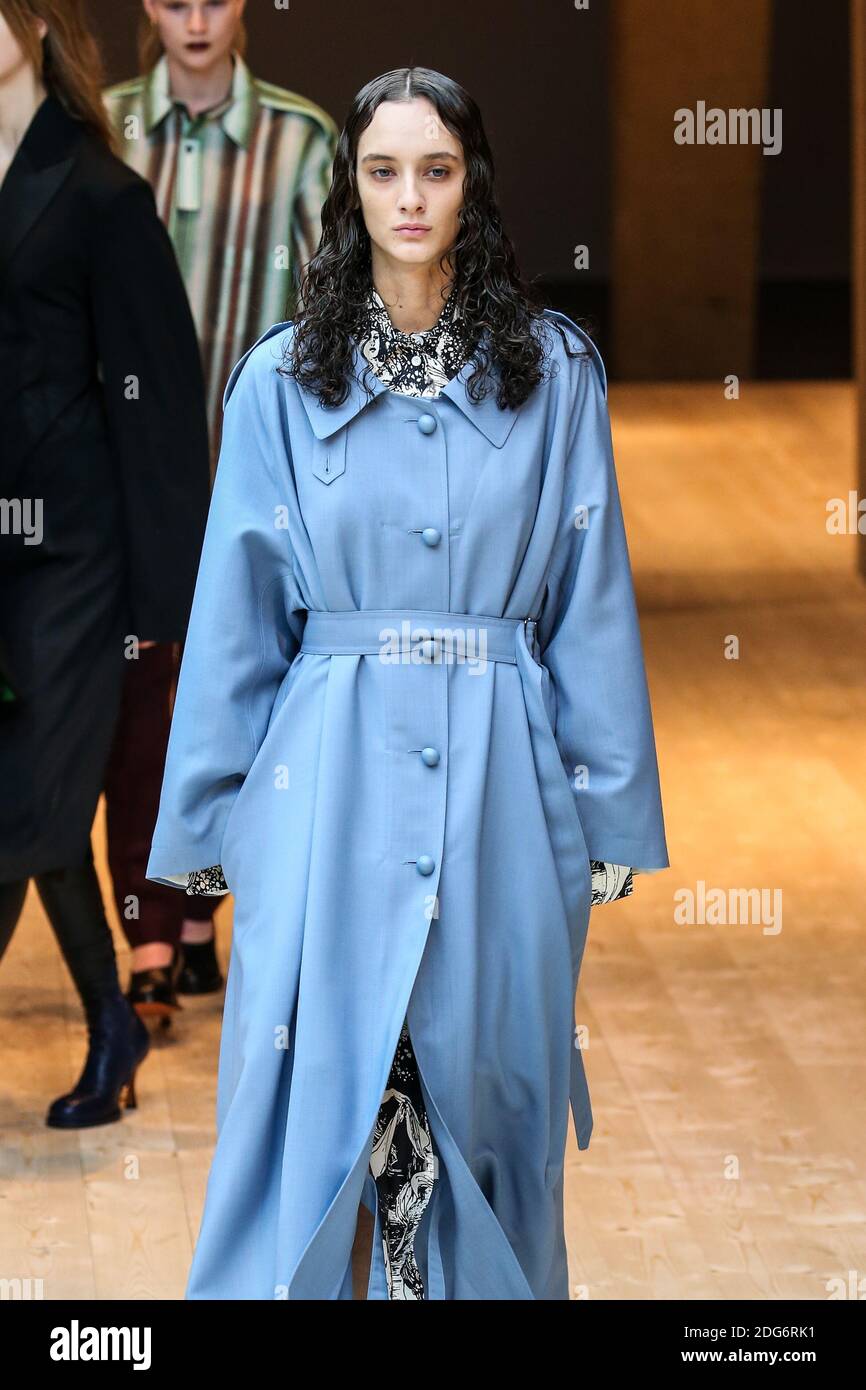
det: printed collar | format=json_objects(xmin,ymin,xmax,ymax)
[{"xmin": 354, "ymin": 285, "xmax": 473, "ymax": 396}]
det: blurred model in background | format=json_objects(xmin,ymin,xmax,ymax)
[{"xmin": 0, "ymin": 0, "xmax": 210, "ymax": 1125}]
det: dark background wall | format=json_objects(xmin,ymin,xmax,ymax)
[
  {"xmin": 88, "ymin": 0, "xmax": 850, "ymax": 377},
  {"xmin": 758, "ymin": 0, "xmax": 850, "ymax": 375}
]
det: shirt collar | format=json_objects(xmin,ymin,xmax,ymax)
[
  {"xmin": 355, "ymin": 284, "xmax": 472, "ymax": 397},
  {"xmin": 142, "ymin": 50, "xmax": 258, "ymax": 148}
]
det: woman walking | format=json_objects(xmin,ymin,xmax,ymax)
[{"xmin": 148, "ymin": 67, "xmax": 669, "ymax": 1299}]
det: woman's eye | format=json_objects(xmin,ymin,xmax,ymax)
[{"xmin": 368, "ymin": 167, "xmax": 451, "ymax": 179}]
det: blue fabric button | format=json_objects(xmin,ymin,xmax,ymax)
[
  {"xmin": 417, "ymin": 414, "xmax": 437, "ymax": 434},
  {"xmin": 421, "ymin": 527, "xmax": 441, "ymax": 547},
  {"xmin": 416, "ymin": 855, "xmax": 435, "ymax": 875},
  {"xmin": 421, "ymin": 747, "xmax": 440, "ymax": 766}
]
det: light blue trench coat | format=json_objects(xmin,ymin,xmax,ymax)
[{"xmin": 146, "ymin": 308, "xmax": 669, "ymax": 1300}]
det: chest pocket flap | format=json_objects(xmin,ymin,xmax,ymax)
[{"xmin": 311, "ymin": 429, "xmax": 347, "ymax": 484}]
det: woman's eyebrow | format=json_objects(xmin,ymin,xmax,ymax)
[{"xmin": 359, "ymin": 151, "xmax": 460, "ymax": 163}]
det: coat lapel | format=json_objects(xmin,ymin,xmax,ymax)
[
  {"xmin": 0, "ymin": 95, "xmax": 80, "ymax": 284},
  {"xmin": 438, "ymin": 348, "xmax": 522, "ymax": 447}
]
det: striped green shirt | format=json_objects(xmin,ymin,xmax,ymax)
[{"xmin": 104, "ymin": 52, "xmax": 338, "ymax": 467}]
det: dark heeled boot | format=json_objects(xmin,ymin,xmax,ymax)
[
  {"xmin": 176, "ymin": 936, "xmax": 224, "ymax": 995},
  {"xmin": 46, "ymin": 987, "xmax": 151, "ymax": 1129}
]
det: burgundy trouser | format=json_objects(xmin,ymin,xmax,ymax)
[{"xmin": 103, "ymin": 642, "xmax": 213, "ymax": 948}]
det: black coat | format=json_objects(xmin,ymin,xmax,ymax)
[{"xmin": 0, "ymin": 93, "xmax": 211, "ymax": 880}]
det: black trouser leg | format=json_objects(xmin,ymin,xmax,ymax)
[
  {"xmin": 33, "ymin": 847, "xmax": 120, "ymax": 1011},
  {"xmin": 0, "ymin": 877, "xmax": 29, "ymax": 964}
]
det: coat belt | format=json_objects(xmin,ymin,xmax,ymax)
[{"xmin": 299, "ymin": 608, "xmax": 540, "ymax": 664}]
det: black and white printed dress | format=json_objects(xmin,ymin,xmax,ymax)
[{"xmin": 183, "ymin": 286, "xmax": 637, "ymax": 1299}]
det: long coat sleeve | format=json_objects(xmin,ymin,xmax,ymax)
[
  {"xmin": 537, "ymin": 329, "xmax": 669, "ymax": 870},
  {"xmin": 146, "ymin": 337, "xmax": 306, "ymax": 882},
  {"xmin": 88, "ymin": 178, "xmax": 211, "ymax": 641}
]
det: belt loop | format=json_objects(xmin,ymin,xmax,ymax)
[{"xmin": 523, "ymin": 615, "xmax": 538, "ymax": 659}]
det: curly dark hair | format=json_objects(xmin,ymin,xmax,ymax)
[{"xmin": 280, "ymin": 66, "xmax": 591, "ymax": 410}]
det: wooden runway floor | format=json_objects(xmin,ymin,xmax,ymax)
[{"xmin": 1, "ymin": 381, "xmax": 864, "ymax": 1299}]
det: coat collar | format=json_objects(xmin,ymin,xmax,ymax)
[
  {"xmin": 0, "ymin": 94, "xmax": 79, "ymax": 282},
  {"xmin": 298, "ymin": 332, "xmax": 522, "ymax": 449}
]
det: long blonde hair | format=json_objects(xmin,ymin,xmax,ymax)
[
  {"xmin": 0, "ymin": 0, "xmax": 117, "ymax": 151},
  {"xmin": 137, "ymin": 11, "xmax": 248, "ymax": 73}
]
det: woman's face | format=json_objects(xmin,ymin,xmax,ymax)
[
  {"xmin": 355, "ymin": 96, "xmax": 465, "ymax": 277},
  {"xmin": 141, "ymin": 0, "xmax": 244, "ymax": 73}
]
